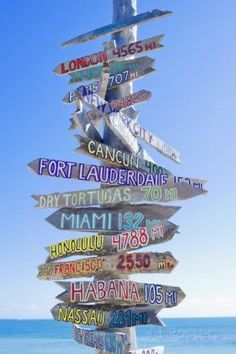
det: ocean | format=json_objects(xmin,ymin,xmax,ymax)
[{"xmin": 0, "ymin": 318, "xmax": 235, "ymax": 354}]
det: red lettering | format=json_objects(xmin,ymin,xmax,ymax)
[
  {"xmin": 71, "ymin": 282, "xmax": 83, "ymax": 302},
  {"xmin": 68, "ymin": 60, "xmax": 77, "ymax": 72},
  {"xmin": 97, "ymin": 281, "xmax": 106, "ymax": 300},
  {"xmin": 60, "ymin": 63, "xmax": 69, "ymax": 74}
]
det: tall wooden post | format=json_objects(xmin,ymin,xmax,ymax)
[{"xmin": 95, "ymin": 1, "xmax": 138, "ymax": 352}]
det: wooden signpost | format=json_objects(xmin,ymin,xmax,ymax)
[
  {"xmin": 45, "ymin": 204, "xmax": 180, "ymax": 232},
  {"xmin": 38, "ymin": 251, "xmax": 178, "ymax": 280},
  {"xmin": 28, "ymin": 1, "xmax": 207, "ymax": 352},
  {"xmin": 62, "ymin": 9, "xmax": 171, "ymax": 46},
  {"xmin": 69, "ymin": 56, "xmax": 155, "ymax": 84},
  {"xmin": 56, "ymin": 280, "xmax": 185, "ymax": 307},
  {"xmin": 44, "ymin": 220, "xmax": 178, "ymax": 261},
  {"xmin": 72, "ymin": 325, "xmax": 130, "ymax": 354},
  {"xmin": 51, "ymin": 302, "xmax": 166, "ymax": 328}
]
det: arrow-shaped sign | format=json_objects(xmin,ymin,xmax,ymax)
[
  {"xmin": 69, "ymin": 56, "xmax": 155, "ymax": 84},
  {"xmin": 85, "ymin": 89, "xmax": 152, "ymax": 123},
  {"xmin": 76, "ymin": 88, "xmax": 180, "ymax": 163},
  {"xmin": 54, "ymin": 35, "xmax": 163, "ymax": 76},
  {"xmin": 45, "ymin": 204, "xmax": 180, "ymax": 232},
  {"xmin": 56, "ymin": 280, "xmax": 185, "ymax": 307},
  {"xmin": 32, "ymin": 182, "xmax": 206, "ymax": 210},
  {"xmin": 69, "ymin": 108, "xmax": 102, "ymax": 142},
  {"xmin": 28, "ymin": 158, "xmax": 206, "ymax": 188},
  {"xmin": 72, "ymin": 325, "xmax": 130, "ymax": 353},
  {"xmin": 44, "ymin": 220, "xmax": 178, "ymax": 261},
  {"xmin": 75, "ymin": 135, "xmax": 172, "ymax": 174},
  {"xmin": 63, "ymin": 67, "xmax": 155, "ymax": 104},
  {"xmin": 38, "ymin": 251, "xmax": 178, "ymax": 280},
  {"xmin": 62, "ymin": 9, "xmax": 171, "ymax": 46}
]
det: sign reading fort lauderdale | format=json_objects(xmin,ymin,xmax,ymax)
[{"xmin": 28, "ymin": 158, "xmax": 206, "ymax": 187}]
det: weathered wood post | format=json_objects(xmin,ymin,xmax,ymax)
[{"xmin": 96, "ymin": 1, "xmax": 138, "ymax": 352}]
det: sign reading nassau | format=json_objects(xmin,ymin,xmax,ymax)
[{"xmin": 52, "ymin": 303, "xmax": 165, "ymax": 328}]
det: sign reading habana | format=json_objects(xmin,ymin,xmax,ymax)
[
  {"xmin": 38, "ymin": 251, "xmax": 178, "ymax": 280},
  {"xmin": 56, "ymin": 279, "xmax": 185, "ymax": 307},
  {"xmin": 44, "ymin": 220, "xmax": 178, "ymax": 261}
]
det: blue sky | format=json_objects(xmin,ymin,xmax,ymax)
[{"xmin": 0, "ymin": 0, "xmax": 235, "ymax": 319}]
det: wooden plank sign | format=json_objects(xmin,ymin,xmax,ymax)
[
  {"xmin": 62, "ymin": 9, "xmax": 171, "ymax": 46},
  {"xmin": 45, "ymin": 204, "xmax": 180, "ymax": 232},
  {"xmin": 63, "ymin": 67, "xmax": 155, "ymax": 104},
  {"xmin": 54, "ymin": 35, "xmax": 162, "ymax": 76},
  {"xmin": 51, "ymin": 303, "xmax": 166, "ymax": 328},
  {"xmin": 44, "ymin": 220, "xmax": 178, "ymax": 261},
  {"xmin": 38, "ymin": 251, "xmax": 178, "ymax": 280},
  {"xmin": 72, "ymin": 325, "xmax": 130, "ymax": 354},
  {"xmin": 129, "ymin": 347, "xmax": 164, "ymax": 354},
  {"xmin": 76, "ymin": 88, "xmax": 180, "ymax": 163},
  {"xmin": 28, "ymin": 158, "xmax": 206, "ymax": 188},
  {"xmin": 75, "ymin": 135, "xmax": 172, "ymax": 175},
  {"xmin": 56, "ymin": 280, "xmax": 185, "ymax": 307},
  {"xmin": 32, "ymin": 184, "xmax": 206, "ymax": 211},
  {"xmin": 69, "ymin": 56, "xmax": 155, "ymax": 84},
  {"xmin": 86, "ymin": 90, "xmax": 152, "ymax": 123}
]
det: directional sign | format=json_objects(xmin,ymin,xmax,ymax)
[
  {"xmin": 45, "ymin": 204, "xmax": 180, "ymax": 232},
  {"xmin": 56, "ymin": 280, "xmax": 185, "ymax": 307},
  {"xmin": 54, "ymin": 35, "xmax": 162, "ymax": 76},
  {"xmin": 69, "ymin": 56, "xmax": 154, "ymax": 84},
  {"xmin": 76, "ymin": 88, "xmax": 180, "ymax": 163},
  {"xmin": 52, "ymin": 303, "xmax": 166, "ymax": 329},
  {"xmin": 63, "ymin": 67, "xmax": 155, "ymax": 104},
  {"xmin": 106, "ymin": 35, "xmax": 163, "ymax": 61},
  {"xmin": 44, "ymin": 221, "xmax": 178, "ymax": 261},
  {"xmin": 28, "ymin": 158, "xmax": 206, "ymax": 188},
  {"xmin": 72, "ymin": 325, "xmax": 130, "ymax": 354},
  {"xmin": 75, "ymin": 135, "xmax": 172, "ymax": 175},
  {"xmin": 38, "ymin": 251, "xmax": 178, "ymax": 280},
  {"xmin": 32, "ymin": 183, "xmax": 206, "ymax": 210},
  {"xmin": 129, "ymin": 347, "xmax": 164, "ymax": 354},
  {"xmin": 62, "ymin": 8, "xmax": 171, "ymax": 46},
  {"xmin": 86, "ymin": 89, "xmax": 152, "ymax": 123}
]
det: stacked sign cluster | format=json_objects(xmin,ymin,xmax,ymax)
[{"xmin": 28, "ymin": 6, "xmax": 207, "ymax": 354}]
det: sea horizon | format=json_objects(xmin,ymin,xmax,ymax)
[{"xmin": 1, "ymin": 317, "xmax": 235, "ymax": 354}]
